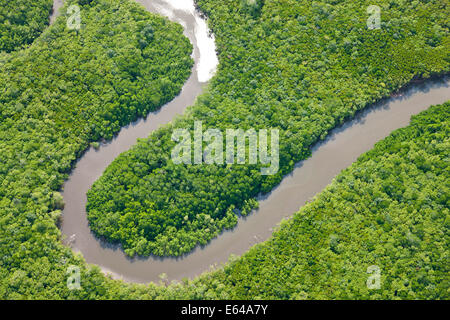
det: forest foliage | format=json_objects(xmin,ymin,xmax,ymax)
[
  {"xmin": 0, "ymin": 0, "xmax": 192, "ymax": 299},
  {"xmin": 173, "ymin": 102, "xmax": 450, "ymax": 300},
  {"xmin": 86, "ymin": 0, "xmax": 450, "ymax": 257},
  {"xmin": 0, "ymin": 0, "xmax": 448, "ymax": 300},
  {"xmin": 0, "ymin": 0, "xmax": 53, "ymax": 52}
]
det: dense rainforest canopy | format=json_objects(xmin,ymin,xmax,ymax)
[
  {"xmin": 174, "ymin": 102, "xmax": 450, "ymax": 299},
  {"xmin": 0, "ymin": 0, "xmax": 448, "ymax": 300},
  {"xmin": 0, "ymin": 0, "xmax": 53, "ymax": 52},
  {"xmin": 0, "ymin": 0, "xmax": 193, "ymax": 299},
  {"xmin": 87, "ymin": 0, "xmax": 449, "ymax": 257}
]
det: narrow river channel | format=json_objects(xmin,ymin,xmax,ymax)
[{"xmin": 54, "ymin": 0, "xmax": 450, "ymax": 283}]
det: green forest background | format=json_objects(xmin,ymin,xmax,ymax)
[
  {"xmin": 0, "ymin": 0, "xmax": 53, "ymax": 52},
  {"xmin": 87, "ymin": 0, "xmax": 448, "ymax": 258},
  {"xmin": 0, "ymin": 0, "xmax": 448, "ymax": 299}
]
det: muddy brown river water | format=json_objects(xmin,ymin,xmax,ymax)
[{"xmin": 52, "ymin": 1, "xmax": 450, "ymax": 283}]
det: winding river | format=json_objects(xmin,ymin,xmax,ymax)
[{"xmin": 53, "ymin": 1, "xmax": 450, "ymax": 283}]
